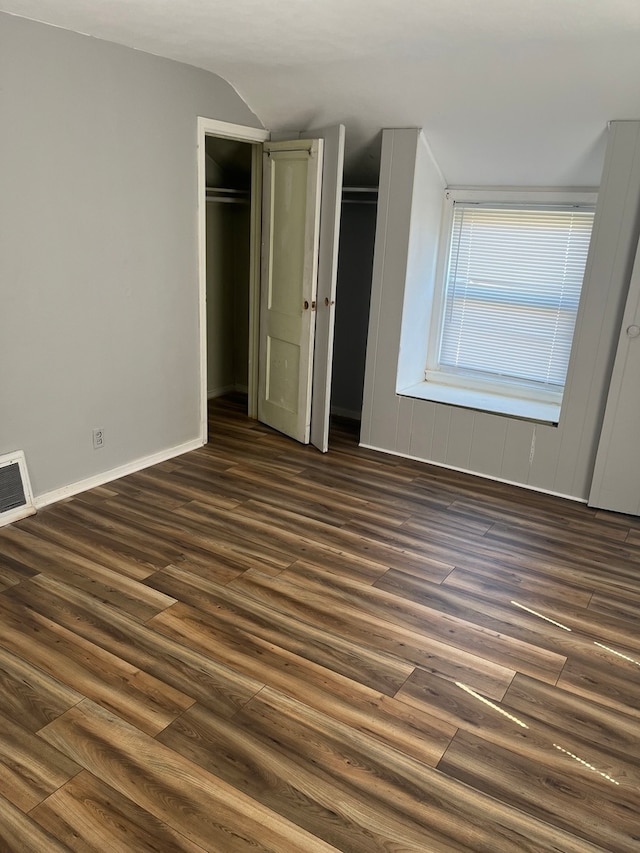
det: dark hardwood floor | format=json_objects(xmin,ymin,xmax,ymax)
[{"xmin": 1, "ymin": 395, "xmax": 639, "ymax": 851}]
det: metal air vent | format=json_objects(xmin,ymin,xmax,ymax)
[{"xmin": 0, "ymin": 452, "xmax": 35, "ymax": 527}]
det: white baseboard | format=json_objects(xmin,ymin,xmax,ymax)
[
  {"xmin": 207, "ymin": 384, "xmax": 235, "ymax": 400},
  {"xmin": 34, "ymin": 437, "xmax": 204, "ymax": 510},
  {"xmin": 359, "ymin": 442, "xmax": 586, "ymax": 504},
  {"xmin": 331, "ymin": 406, "xmax": 362, "ymax": 421}
]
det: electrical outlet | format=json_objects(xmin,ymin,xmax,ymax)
[{"xmin": 92, "ymin": 428, "xmax": 105, "ymax": 449}]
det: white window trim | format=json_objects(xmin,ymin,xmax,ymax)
[{"xmin": 398, "ymin": 186, "xmax": 597, "ymax": 425}]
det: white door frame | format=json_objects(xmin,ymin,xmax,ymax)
[{"xmin": 197, "ymin": 117, "xmax": 269, "ymax": 442}]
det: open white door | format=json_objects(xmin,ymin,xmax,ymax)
[
  {"xmin": 306, "ymin": 124, "xmax": 346, "ymax": 452},
  {"xmin": 258, "ymin": 139, "xmax": 324, "ymax": 443}
]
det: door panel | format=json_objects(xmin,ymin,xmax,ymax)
[
  {"xmin": 306, "ymin": 124, "xmax": 346, "ymax": 452},
  {"xmin": 258, "ymin": 139, "xmax": 324, "ymax": 442}
]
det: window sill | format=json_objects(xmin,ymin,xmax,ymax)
[{"xmin": 398, "ymin": 381, "xmax": 560, "ymax": 424}]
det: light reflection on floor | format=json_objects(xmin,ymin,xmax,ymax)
[
  {"xmin": 510, "ymin": 600, "xmax": 572, "ymax": 631},
  {"xmin": 594, "ymin": 641, "xmax": 640, "ymax": 667},
  {"xmin": 449, "ymin": 601, "xmax": 635, "ymax": 790},
  {"xmin": 553, "ymin": 743, "xmax": 620, "ymax": 785},
  {"xmin": 455, "ymin": 682, "xmax": 529, "ymax": 728}
]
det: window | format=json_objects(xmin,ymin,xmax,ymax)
[{"xmin": 405, "ymin": 189, "xmax": 596, "ymax": 423}]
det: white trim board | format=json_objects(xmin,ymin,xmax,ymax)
[
  {"xmin": 34, "ymin": 437, "xmax": 204, "ymax": 510},
  {"xmin": 197, "ymin": 118, "xmax": 269, "ymax": 143},
  {"xmin": 207, "ymin": 384, "xmax": 249, "ymax": 399},
  {"xmin": 359, "ymin": 442, "xmax": 586, "ymax": 504},
  {"xmin": 208, "ymin": 384, "xmax": 236, "ymax": 400},
  {"xmin": 330, "ymin": 406, "xmax": 362, "ymax": 421}
]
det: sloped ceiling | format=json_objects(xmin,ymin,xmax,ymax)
[{"xmin": 3, "ymin": 0, "xmax": 640, "ymax": 185}]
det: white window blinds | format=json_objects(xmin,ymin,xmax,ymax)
[{"xmin": 438, "ymin": 203, "xmax": 595, "ymax": 390}]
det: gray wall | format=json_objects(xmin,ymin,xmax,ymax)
[
  {"xmin": 361, "ymin": 124, "xmax": 640, "ymax": 500},
  {"xmin": 0, "ymin": 13, "xmax": 261, "ymax": 499}
]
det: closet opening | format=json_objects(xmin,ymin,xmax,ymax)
[
  {"xmin": 331, "ymin": 187, "xmax": 378, "ymax": 423},
  {"xmin": 204, "ymin": 136, "xmax": 257, "ymax": 435}
]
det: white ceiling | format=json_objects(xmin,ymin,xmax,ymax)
[{"xmin": 4, "ymin": 0, "xmax": 640, "ymax": 185}]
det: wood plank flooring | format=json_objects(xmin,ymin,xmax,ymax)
[{"xmin": 1, "ymin": 394, "xmax": 639, "ymax": 851}]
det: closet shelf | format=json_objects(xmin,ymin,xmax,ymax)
[
  {"xmin": 342, "ymin": 186, "xmax": 378, "ymax": 205},
  {"xmin": 206, "ymin": 186, "xmax": 250, "ymax": 195}
]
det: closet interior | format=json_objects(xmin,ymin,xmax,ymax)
[
  {"xmin": 331, "ymin": 187, "xmax": 378, "ymax": 421},
  {"xmin": 205, "ymin": 136, "xmax": 253, "ymax": 407}
]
